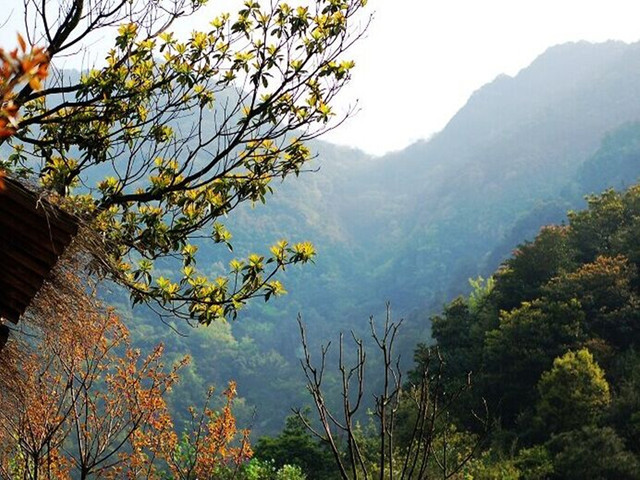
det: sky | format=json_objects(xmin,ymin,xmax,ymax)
[
  {"xmin": 321, "ymin": 0, "xmax": 640, "ymax": 155},
  {"xmin": 5, "ymin": 0, "xmax": 640, "ymax": 155}
]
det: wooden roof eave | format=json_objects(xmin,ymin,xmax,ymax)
[{"xmin": 0, "ymin": 177, "xmax": 79, "ymax": 325}]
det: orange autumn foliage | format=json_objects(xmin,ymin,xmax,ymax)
[
  {"xmin": 0, "ymin": 34, "xmax": 48, "ymax": 136},
  {"xmin": 0, "ymin": 34, "xmax": 49, "ymax": 191},
  {"xmin": 0, "ymin": 251, "xmax": 251, "ymax": 479},
  {"xmin": 164, "ymin": 383, "xmax": 252, "ymax": 480}
]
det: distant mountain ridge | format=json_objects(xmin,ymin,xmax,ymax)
[{"xmin": 357, "ymin": 40, "xmax": 640, "ymax": 305}]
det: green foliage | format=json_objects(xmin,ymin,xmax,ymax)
[
  {"xmin": 543, "ymin": 255, "xmax": 640, "ymax": 348},
  {"xmin": 547, "ymin": 426, "xmax": 640, "ymax": 480},
  {"xmin": 55, "ymin": 37, "xmax": 640, "ymax": 467},
  {"xmin": 431, "ymin": 182, "xmax": 640, "ymax": 469},
  {"xmin": 468, "ymin": 275, "xmax": 495, "ymax": 313},
  {"xmin": 568, "ymin": 189, "xmax": 627, "ymax": 263},
  {"xmin": 492, "ymin": 225, "xmax": 575, "ymax": 311},
  {"xmin": 463, "ymin": 451, "xmax": 521, "ymax": 480},
  {"xmin": 253, "ymin": 415, "xmax": 339, "ymax": 480},
  {"xmin": 240, "ymin": 459, "xmax": 278, "ymax": 480},
  {"xmin": 222, "ymin": 458, "xmax": 307, "ymax": 480},
  {"xmin": 513, "ymin": 445, "xmax": 554, "ymax": 480},
  {"xmin": 483, "ymin": 299, "xmax": 584, "ymax": 425},
  {"xmin": 430, "ymin": 298, "xmax": 480, "ymax": 382},
  {"xmin": 6, "ymin": 0, "xmax": 367, "ymax": 324},
  {"xmin": 91, "ymin": 41, "xmax": 640, "ymax": 442},
  {"xmin": 274, "ymin": 464, "xmax": 307, "ymax": 480},
  {"xmin": 536, "ymin": 348, "xmax": 610, "ymax": 434}
]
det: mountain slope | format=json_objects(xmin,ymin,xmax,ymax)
[
  {"xmin": 122, "ymin": 40, "xmax": 640, "ymax": 435},
  {"xmin": 369, "ymin": 41, "xmax": 640, "ymax": 305}
]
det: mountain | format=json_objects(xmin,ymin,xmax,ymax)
[
  {"xmin": 120, "ymin": 40, "xmax": 640, "ymax": 435},
  {"xmin": 371, "ymin": 41, "xmax": 640, "ymax": 304}
]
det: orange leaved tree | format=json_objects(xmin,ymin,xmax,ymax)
[{"xmin": 0, "ymin": 255, "xmax": 251, "ymax": 479}]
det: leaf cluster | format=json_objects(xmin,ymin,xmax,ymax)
[{"xmin": 2, "ymin": 0, "xmax": 368, "ymax": 324}]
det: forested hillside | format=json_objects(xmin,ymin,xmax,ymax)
[
  {"xmin": 108, "ymin": 40, "xmax": 640, "ymax": 436},
  {"xmin": 428, "ymin": 184, "xmax": 640, "ymax": 478}
]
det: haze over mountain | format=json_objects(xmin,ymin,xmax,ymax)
[{"xmin": 120, "ymin": 40, "xmax": 640, "ymax": 434}]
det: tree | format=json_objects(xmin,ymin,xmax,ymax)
[
  {"xmin": 2, "ymin": 0, "xmax": 369, "ymax": 324},
  {"xmin": 295, "ymin": 305, "xmax": 486, "ymax": 480},
  {"xmin": 543, "ymin": 255, "xmax": 640, "ymax": 349},
  {"xmin": 430, "ymin": 292, "xmax": 496, "ymax": 405},
  {"xmin": 546, "ymin": 426, "xmax": 640, "ymax": 480},
  {"xmin": 492, "ymin": 225, "xmax": 574, "ymax": 312},
  {"xmin": 0, "ymin": 255, "xmax": 251, "ymax": 479},
  {"xmin": 253, "ymin": 414, "xmax": 339, "ymax": 480},
  {"xmin": 482, "ymin": 299, "xmax": 584, "ymax": 427},
  {"xmin": 536, "ymin": 348, "xmax": 610, "ymax": 435},
  {"xmin": 164, "ymin": 382, "xmax": 252, "ymax": 480},
  {"xmin": 430, "ymin": 298, "xmax": 479, "ymax": 383},
  {"xmin": 568, "ymin": 189, "xmax": 627, "ymax": 263},
  {"xmin": 234, "ymin": 458, "xmax": 307, "ymax": 480}
]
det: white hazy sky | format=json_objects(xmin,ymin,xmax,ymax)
[
  {"xmin": 322, "ymin": 0, "xmax": 640, "ymax": 155},
  {"xmin": 5, "ymin": 0, "xmax": 640, "ymax": 155}
]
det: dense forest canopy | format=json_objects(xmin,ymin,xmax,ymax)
[{"xmin": 428, "ymin": 184, "xmax": 640, "ymax": 478}]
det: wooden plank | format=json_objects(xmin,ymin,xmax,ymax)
[
  {"xmin": 0, "ymin": 324, "xmax": 9, "ymax": 351},
  {"xmin": 2, "ymin": 178, "xmax": 78, "ymax": 234},
  {"xmin": 0, "ymin": 279, "xmax": 31, "ymax": 323},
  {"xmin": 0, "ymin": 192, "xmax": 77, "ymax": 241},
  {"xmin": 0, "ymin": 225, "xmax": 62, "ymax": 266},
  {"xmin": 0, "ymin": 264, "xmax": 41, "ymax": 302},
  {"xmin": 0, "ymin": 304, "xmax": 23, "ymax": 324},
  {"xmin": 0, "ymin": 201, "xmax": 71, "ymax": 254},
  {"xmin": 0, "ymin": 178, "xmax": 79, "ymax": 325},
  {"xmin": 0, "ymin": 235, "xmax": 54, "ymax": 278},
  {"xmin": 0, "ymin": 218, "xmax": 65, "ymax": 261},
  {"xmin": 0, "ymin": 269, "xmax": 39, "ymax": 301},
  {"xmin": 0, "ymin": 250, "xmax": 49, "ymax": 294}
]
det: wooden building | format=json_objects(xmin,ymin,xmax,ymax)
[{"xmin": 0, "ymin": 176, "xmax": 78, "ymax": 340}]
